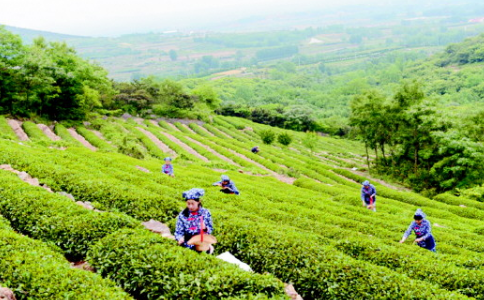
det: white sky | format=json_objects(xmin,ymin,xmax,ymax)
[{"xmin": 0, "ymin": 0, "xmax": 375, "ymax": 36}]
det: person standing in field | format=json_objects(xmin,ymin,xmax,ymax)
[
  {"xmin": 251, "ymin": 146, "xmax": 260, "ymax": 154},
  {"xmin": 400, "ymin": 208, "xmax": 436, "ymax": 252},
  {"xmin": 162, "ymin": 157, "xmax": 175, "ymax": 177},
  {"xmin": 361, "ymin": 180, "xmax": 376, "ymax": 211}
]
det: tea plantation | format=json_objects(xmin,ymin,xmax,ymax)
[{"xmin": 0, "ymin": 114, "xmax": 482, "ymax": 299}]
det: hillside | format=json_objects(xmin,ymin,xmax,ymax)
[
  {"xmin": 5, "ymin": 7, "xmax": 484, "ymax": 81},
  {"xmin": 1, "ymin": 114, "xmax": 484, "ymax": 299}
]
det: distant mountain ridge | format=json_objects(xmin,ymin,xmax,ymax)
[{"xmin": 2, "ymin": 24, "xmax": 87, "ymax": 43}]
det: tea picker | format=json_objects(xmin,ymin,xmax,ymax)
[
  {"xmin": 213, "ymin": 175, "xmax": 239, "ymax": 195},
  {"xmin": 175, "ymin": 188, "xmax": 216, "ymax": 254},
  {"xmin": 400, "ymin": 208, "xmax": 436, "ymax": 252},
  {"xmin": 162, "ymin": 157, "xmax": 175, "ymax": 177},
  {"xmin": 361, "ymin": 180, "xmax": 376, "ymax": 211}
]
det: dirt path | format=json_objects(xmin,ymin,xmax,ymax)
[
  {"xmin": 313, "ymin": 153, "xmax": 340, "ymax": 168},
  {"xmin": 180, "ymin": 123, "xmax": 197, "ymax": 134},
  {"xmin": 224, "ymin": 148, "xmax": 296, "ymax": 184},
  {"xmin": 37, "ymin": 124, "xmax": 61, "ymax": 141},
  {"xmin": 68, "ymin": 128, "xmax": 97, "ymax": 151},
  {"xmin": 289, "ymin": 147, "xmax": 302, "ymax": 154},
  {"xmin": 133, "ymin": 118, "xmax": 144, "ymax": 125},
  {"xmin": 7, "ymin": 119, "xmax": 29, "ymax": 141},
  {"xmin": 184, "ymin": 136, "xmax": 241, "ymax": 167},
  {"xmin": 190, "ymin": 124, "xmax": 215, "ymax": 137},
  {"xmin": 330, "ymin": 153, "xmax": 365, "ymax": 167},
  {"xmin": 164, "ymin": 122, "xmax": 181, "ymax": 132},
  {"xmin": 136, "ymin": 127, "xmax": 177, "ymax": 157},
  {"xmin": 159, "ymin": 131, "xmax": 208, "ymax": 162},
  {"xmin": 208, "ymin": 126, "xmax": 233, "ymax": 139},
  {"xmin": 0, "ymin": 164, "xmax": 52, "ymax": 192},
  {"xmin": 149, "ymin": 120, "xmax": 161, "ymax": 127},
  {"xmin": 90, "ymin": 130, "xmax": 112, "ymax": 144},
  {"xmin": 349, "ymin": 169, "xmax": 411, "ymax": 192}
]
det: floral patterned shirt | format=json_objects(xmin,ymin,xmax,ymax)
[
  {"xmin": 162, "ymin": 164, "xmax": 174, "ymax": 175},
  {"xmin": 175, "ymin": 207, "xmax": 213, "ymax": 249},
  {"xmin": 403, "ymin": 219, "xmax": 432, "ymax": 240}
]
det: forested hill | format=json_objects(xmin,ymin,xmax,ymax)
[
  {"xmin": 4, "ymin": 25, "xmax": 85, "ymax": 43},
  {"xmin": 347, "ymin": 33, "xmax": 484, "ymax": 197},
  {"xmin": 2, "ymin": 24, "xmax": 484, "ymax": 196}
]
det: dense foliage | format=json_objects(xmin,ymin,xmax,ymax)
[
  {"xmin": 0, "ymin": 27, "xmax": 113, "ymax": 120},
  {"xmin": 350, "ymin": 80, "xmax": 484, "ymax": 194}
]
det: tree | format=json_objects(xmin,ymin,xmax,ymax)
[
  {"xmin": 283, "ymin": 106, "xmax": 315, "ymax": 131},
  {"xmin": 0, "ymin": 27, "xmax": 115, "ymax": 120},
  {"xmin": 192, "ymin": 85, "xmax": 221, "ymax": 109},
  {"xmin": 169, "ymin": 49, "xmax": 178, "ymax": 61},
  {"xmin": 349, "ymin": 89, "xmax": 388, "ymax": 169},
  {"xmin": 159, "ymin": 79, "xmax": 195, "ymax": 110},
  {"xmin": 234, "ymin": 85, "xmax": 253, "ymax": 102},
  {"xmin": 0, "ymin": 27, "xmax": 25, "ymax": 114},
  {"xmin": 430, "ymin": 131, "xmax": 484, "ymax": 190}
]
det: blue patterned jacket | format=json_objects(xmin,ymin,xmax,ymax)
[
  {"xmin": 162, "ymin": 164, "xmax": 174, "ymax": 175},
  {"xmin": 175, "ymin": 207, "xmax": 213, "ymax": 249},
  {"xmin": 403, "ymin": 219, "xmax": 432, "ymax": 240},
  {"xmin": 213, "ymin": 180, "xmax": 240, "ymax": 195},
  {"xmin": 361, "ymin": 184, "xmax": 376, "ymax": 202}
]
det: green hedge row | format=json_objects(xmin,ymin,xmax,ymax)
[
  {"xmin": 76, "ymin": 126, "xmax": 117, "ymax": 151},
  {"xmin": 53, "ymin": 124, "xmax": 84, "ymax": 147},
  {"xmin": 88, "ymin": 229, "xmax": 286, "ymax": 299},
  {"xmin": 332, "ymin": 168, "xmax": 484, "ymax": 221},
  {"xmin": 143, "ymin": 123, "xmax": 200, "ymax": 161},
  {"xmin": 214, "ymin": 217, "xmax": 467, "ymax": 299},
  {"xmin": 173, "ymin": 122, "xmax": 194, "ymax": 134},
  {"xmin": 21, "ymin": 121, "xmax": 51, "ymax": 143},
  {"xmin": 123, "ymin": 123, "xmax": 166, "ymax": 159},
  {"xmin": 187, "ymin": 133, "xmax": 268, "ymax": 174},
  {"xmin": 0, "ymin": 221, "xmax": 132, "ymax": 300},
  {"xmin": 0, "ymin": 170, "xmax": 140, "ymax": 260},
  {"xmin": 1, "ymin": 128, "xmax": 483, "ymax": 298},
  {"xmin": 0, "ymin": 116, "xmax": 17, "ymax": 140}
]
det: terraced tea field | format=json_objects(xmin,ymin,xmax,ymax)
[{"xmin": 0, "ymin": 114, "xmax": 482, "ymax": 299}]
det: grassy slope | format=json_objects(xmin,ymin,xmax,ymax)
[{"xmin": 1, "ymin": 115, "xmax": 484, "ymax": 298}]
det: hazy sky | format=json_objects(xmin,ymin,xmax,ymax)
[{"xmin": 0, "ymin": 0, "xmax": 379, "ymax": 36}]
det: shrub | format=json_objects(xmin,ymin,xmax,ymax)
[
  {"xmin": 277, "ymin": 132, "xmax": 292, "ymax": 146},
  {"xmin": 302, "ymin": 131, "xmax": 318, "ymax": 154},
  {"xmin": 258, "ymin": 130, "xmax": 275, "ymax": 145}
]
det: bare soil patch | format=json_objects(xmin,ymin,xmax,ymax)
[
  {"xmin": 136, "ymin": 127, "xmax": 177, "ymax": 157},
  {"xmin": 7, "ymin": 119, "xmax": 29, "ymax": 141},
  {"xmin": 159, "ymin": 131, "xmax": 208, "ymax": 162},
  {"xmin": 185, "ymin": 136, "xmax": 241, "ymax": 167},
  {"xmin": 67, "ymin": 128, "xmax": 97, "ymax": 151},
  {"xmin": 180, "ymin": 123, "xmax": 197, "ymax": 134},
  {"xmin": 37, "ymin": 124, "xmax": 61, "ymax": 141}
]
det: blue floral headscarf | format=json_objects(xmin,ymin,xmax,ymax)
[
  {"xmin": 414, "ymin": 208, "xmax": 426, "ymax": 219},
  {"xmin": 182, "ymin": 188, "xmax": 205, "ymax": 201}
]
